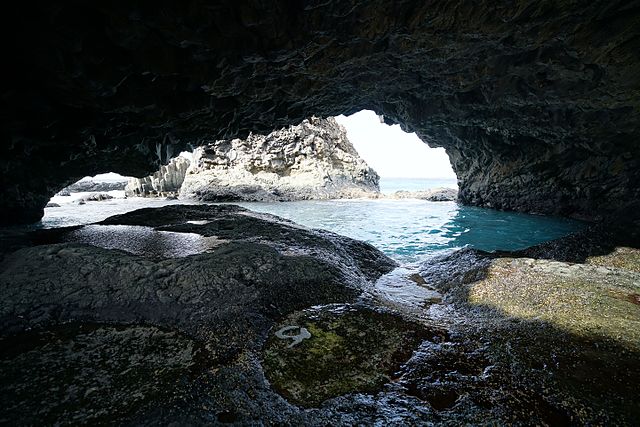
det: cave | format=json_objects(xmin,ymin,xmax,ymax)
[
  {"xmin": 2, "ymin": 1, "xmax": 639, "ymax": 224},
  {"xmin": 2, "ymin": 1, "xmax": 640, "ymax": 424}
]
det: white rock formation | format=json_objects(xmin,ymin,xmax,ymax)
[
  {"xmin": 179, "ymin": 117, "xmax": 379, "ymax": 201},
  {"xmin": 125, "ymin": 156, "xmax": 190, "ymax": 198}
]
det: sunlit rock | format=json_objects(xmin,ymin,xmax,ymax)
[{"xmin": 180, "ymin": 117, "xmax": 379, "ymax": 201}]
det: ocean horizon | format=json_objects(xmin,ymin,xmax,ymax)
[{"xmin": 378, "ymin": 177, "xmax": 458, "ymax": 194}]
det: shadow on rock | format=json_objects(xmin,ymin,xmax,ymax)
[{"xmin": 417, "ymin": 221, "xmax": 640, "ymax": 425}]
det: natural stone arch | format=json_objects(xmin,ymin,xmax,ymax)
[{"xmin": 2, "ymin": 1, "xmax": 639, "ymax": 224}]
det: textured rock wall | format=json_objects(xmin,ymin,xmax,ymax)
[
  {"xmin": 125, "ymin": 156, "xmax": 190, "ymax": 197},
  {"xmin": 180, "ymin": 117, "xmax": 379, "ymax": 201},
  {"xmin": 2, "ymin": 1, "xmax": 640, "ymax": 223}
]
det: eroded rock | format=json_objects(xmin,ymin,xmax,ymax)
[
  {"xmin": 0, "ymin": 324, "xmax": 205, "ymax": 425},
  {"xmin": 180, "ymin": 117, "xmax": 379, "ymax": 202},
  {"xmin": 417, "ymin": 228, "xmax": 640, "ymax": 424},
  {"xmin": 386, "ymin": 187, "xmax": 458, "ymax": 202},
  {"xmin": 72, "ymin": 192, "xmax": 114, "ymax": 204},
  {"xmin": 125, "ymin": 156, "xmax": 191, "ymax": 198},
  {"xmin": 62, "ymin": 179, "xmax": 127, "ymax": 193}
]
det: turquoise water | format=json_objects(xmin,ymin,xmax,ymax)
[
  {"xmin": 379, "ymin": 177, "xmax": 458, "ymax": 194},
  {"xmin": 40, "ymin": 179, "xmax": 584, "ymax": 265},
  {"xmin": 235, "ymin": 199, "xmax": 584, "ymax": 264}
]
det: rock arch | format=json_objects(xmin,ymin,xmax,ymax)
[{"xmin": 2, "ymin": 1, "xmax": 639, "ymax": 224}]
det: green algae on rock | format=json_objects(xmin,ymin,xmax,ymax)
[
  {"xmin": 586, "ymin": 246, "xmax": 640, "ymax": 273},
  {"xmin": 431, "ymin": 248, "xmax": 640, "ymax": 424},
  {"xmin": 469, "ymin": 257, "xmax": 640, "ymax": 350},
  {"xmin": 263, "ymin": 305, "xmax": 439, "ymax": 407}
]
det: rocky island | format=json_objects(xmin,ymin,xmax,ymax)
[
  {"xmin": 179, "ymin": 117, "xmax": 380, "ymax": 202},
  {"xmin": 125, "ymin": 117, "xmax": 380, "ymax": 201}
]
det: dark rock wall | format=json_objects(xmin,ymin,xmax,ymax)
[{"xmin": 2, "ymin": 1, "xmax": 639, "ymax": 223}]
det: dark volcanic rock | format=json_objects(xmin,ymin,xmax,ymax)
[
  {"xmin": 0, "ymin": 205, "xmax": 396, "ymax": 359},
  {"xmin": 263, "ymin": 304, "xmax": 436, "ymax": 407},
  {"xmin": 0, "ymin": 324, "xmax": 205, "ymax": 425},
  {"xmin": 1, "ymin": 205, "xmax": 639, "ymax": 423},
  {"xmin": 414, "ymin": 224, "xmax": 640, "ymax": 425},
  {"xmin": 0, "ymin": 204, "xmax": 401, "ymax": 423},
  {"xmin": 2, "ymin": 2, "xmax": 639, "ymax": 223}
]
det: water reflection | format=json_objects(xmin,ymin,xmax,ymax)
[{"xmin": 63, "ymin": 225, "xmax": 217, "ymax": 258}]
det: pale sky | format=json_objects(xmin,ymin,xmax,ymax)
[{"xmin": 335, "ymin": 110, "xmax": 456, "ymax": 179}]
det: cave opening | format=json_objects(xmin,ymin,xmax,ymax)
[
  {"xmin": 335, "ymin": 109, "xmax": 458, "ymax": 193},
  {"xmin": 39, "ymin": 112, "xmax": 583, "ymax": 263}
]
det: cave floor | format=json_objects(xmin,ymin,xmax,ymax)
[{"xmin": 0, "ymin": 205, "xmax": 638, "ymax": 425}]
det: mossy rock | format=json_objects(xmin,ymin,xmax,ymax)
[
  {"xmin": 262, "ymin": 305, "xmax": 439, "ymax": 407},
  {"xmin": 466, "ymin": 257, "xmax": 640, "ymax": 423}
]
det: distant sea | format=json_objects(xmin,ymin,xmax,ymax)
[{"xmin": 379, "ymin": 177, "xmax": 458, "ymax": 194}]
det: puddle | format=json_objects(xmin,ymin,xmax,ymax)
[{"xmin": 63, "ymin": 225, "xmax": 223, "ymax": 257}]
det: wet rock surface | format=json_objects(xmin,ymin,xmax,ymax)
[
  {"xmin": 1, "ymin": 205, "xmax": 639, "ymax": 423},
  {"xmin": 263, "ymin": 305, "xmax": 435, "ymax": 407},
  {"xmin": 0, "ymin": 324, "xmax": 205, "ymax": 425},
  {"xmin": 416, "ymin": 223, "xmax": 640, "ymax": 425},
  {"xmin": 0, "ymin": 206, "xmax": 394, "ymax": 361},
  {"xmin": 2, "ymin": 2, "xmax": 640, "ymax": 224}
]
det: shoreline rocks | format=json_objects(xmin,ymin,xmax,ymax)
[
  {"xmin": 416, "ymin": 222, "xmax": 640, "ymax": 425},
  {"xmin": 72, "ymin": 193, "xmax": 114, "ymax": 204},
  {"xmin": 383, "ymin": 187, "xmax": 457, "ymax": 202},
  {"xmin": 179, "ymin": 117, "xmax": 380, "ymax": 202},
  {"xmin": 61, "ymin": 179, "xmax": 127, "ymax": 194},
  {"xmin": 0, "ymin": 206, "xmax": 637, "ymax": 424}
]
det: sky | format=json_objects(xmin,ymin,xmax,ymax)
[{"xmin": 335, "ymin": 110, "xmax": 456, "ymax": 179}]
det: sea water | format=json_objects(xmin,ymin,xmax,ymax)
[
  {"xmin": 235, "ymin": 199, "xmax": 583, "ymax": 263},
  {"xmin": 379, "ymin": 177, "xmax": 458, "ymax": 193},
  {"xmin": 39, "ymin": 179, "xmax": 584, "ymax": 265}
]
